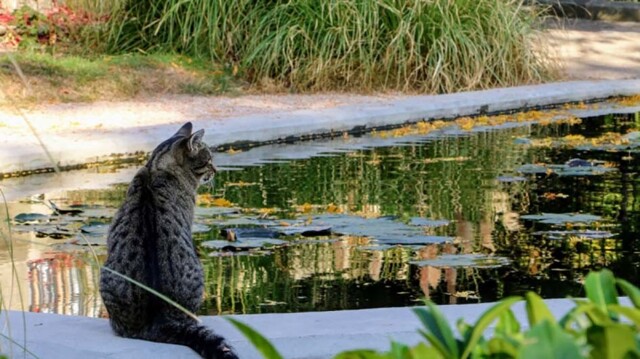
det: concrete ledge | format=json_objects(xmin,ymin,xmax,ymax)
[
  {"xmin": 1, "ymin": 80, "xmax": 640, "ymax": 176},
  {"xmin": 1, "ymin": 298, "xmax": 618, "ymax": 359},
  {"xmin": 536, "ymin": 0, "xmax": 640, "ymax": 22}
]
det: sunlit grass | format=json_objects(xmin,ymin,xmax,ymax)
[
  {"xmin": 107, "ymin": 0, "xmax": 558, "ymax": 92},
  {"xmin": 0, "ymin": 52, "xmax": 238, "ymax": 106}
]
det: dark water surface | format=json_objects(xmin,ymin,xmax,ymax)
[{"xmin": 4, "ymin": 110, "xmax": 640, "ymax": 317}]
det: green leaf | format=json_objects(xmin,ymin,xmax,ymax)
[
  {"xmin": 413, "ymin": 302, "xmax": 459, "ymax": 358},
  {"xmin": 485, "ymin": 337, "xmax": 519, "ymax": 358},
  {"xmin": 389, "ymin": 342, "xmax": 410, "ymax": 359},
  {"xmin": 525, "ymin": 292, "xmax": 556, "ymax": 326},
  {"xmin": 496, "ymin": 309, "xmax": 521, "ymax": 336},
  {"xmin": 585, "ymin": 270, "xmax": 619, "ymax": 313},
  {"xmin": 572, "ymin": 300, "xmax": 614, "ymax": 326},
  {"xmin": 226, "ymin": 318, "xmax": 284, "ymax": 359},
  {"xmin": 617, "ymin": 279, "xmax": 640, "ymax": 309},
  {"xmin": 461, "ymin": 296, "xmax": 522, "ymax": 359},
  {"xmin": 607, "ymin": 305, "xmax": 640, "ymax": 328},
  {"xmin": 456, "ymin": 318, "xmax": 472, "ymax": 343},
  {"xmin": 587, "ymin": 324, "xmax": 639, "ymax": 359},
  {"xmin": 409, "ymin": 343, "xmax": 444, "ymax": 359},
  {"xmin": 518, "ymin": 320, "xmax": 583, "ymax": 359},
  {"xmin": 334, "ymin": 350, "xmax": 392, "ymax": 359}
]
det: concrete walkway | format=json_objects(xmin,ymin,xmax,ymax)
[
  {"xmin": 2, "ymin": 79, "xmax": 640, "ymax": 177},
  {"xmin": 1, "ymin": 298, "xmax": 608, "ymax": 359}
]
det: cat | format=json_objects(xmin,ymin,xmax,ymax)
[{"xmin": 99, "ymin": 122, "xmax": 238, "ymax": 359}]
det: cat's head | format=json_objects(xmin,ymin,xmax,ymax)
[{"xmin": 147, "ymin": 122, "xmax": 217, "ymax": 184}]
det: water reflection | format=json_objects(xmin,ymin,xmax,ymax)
[
  {"xmin": 28, "ymin": 253, "xmax": 104, "ymax": 317},
  {"xmin": 2, "ymin": 112, "xmax": 640, "ymax": 317}
]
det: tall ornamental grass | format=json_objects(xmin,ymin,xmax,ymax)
[{"xmin": 107, "ymin": 0, "xmax": 556, "ymax": 92}]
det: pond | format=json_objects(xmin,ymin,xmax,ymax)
[{"xmin": 2, "ymin": 107, "xmax": 640, "ymax": 318}]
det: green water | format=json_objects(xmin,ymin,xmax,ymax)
[{"xmin": 6, "ymin": 111, "xmax": 640, "ymax": 317}]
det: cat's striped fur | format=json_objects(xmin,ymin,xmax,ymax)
[{"xmin": 100, "ymin": 122, "xmax": 237, "ymax": 359}]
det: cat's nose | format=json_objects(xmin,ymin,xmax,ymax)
[{"xmin": 210, "ymin": 164, "xmax": 217, "ymax": 174}]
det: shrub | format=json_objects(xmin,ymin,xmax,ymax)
[
  {"xmin": 106, "ymin": 0, "xmax": 555, "ymax": 92},
  {"xmin": 229, "ymin": 269, "xmax": 640, "ymax": 358}
]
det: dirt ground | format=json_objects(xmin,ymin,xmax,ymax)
[{"xmin": 1, "ymin": 18, "xmax": 639, "ymax": 138}]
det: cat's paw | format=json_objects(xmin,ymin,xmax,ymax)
[{"xmin": 218, "ymin": 345, "xmax": 239, "ymax": 359}]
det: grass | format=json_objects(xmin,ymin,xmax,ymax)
[
  {"xmin": 106, "ymin": 0, "xmax": 557, "ymax": 92},
  {"xmin": 0, "ymin": 52, "xmax": 239, "ymax": 106}
]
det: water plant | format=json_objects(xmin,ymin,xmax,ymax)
[{"xmin": 228, "ymin": 269, "xmax": 640, "ymax": 358}]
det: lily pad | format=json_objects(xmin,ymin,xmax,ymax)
[
  {"xmin": 517, "ymin": 164, "xmax": 549, "ymax": 174},
  {"xmin": 409, "ymin": 217, "xmax": 450, "ymax": 227},
  {"xmin": 202, "ymin": 238, "xmax": 288, "ymax": 250},
  {"xmin": 514, "ymin": 137, "xmax": 532, "ymax": 145},
  {"xmin": 195, "ymin": 206, "xmax": 241, "ymax": 217},
  {"xmin": 14, "ymin": 213, "xmax": 49, "ymax": 223},
  {"xmin": 497, "ymin": 176, "xmax": 527, "ymax": 183},
  {"xmin": 72, "ymin": 235, "xmax": 107, "ymax": 246},
  {"xmin": 208, "ymin": 217, "xmax": 278, "ymax": 227},
  {"xmin": 273, "ymin": 225, "xmax": 332, "ymax": 237},
  {"xmin": 410, "ymin": 254, "xmax": 511, "ymax": 268},
  {"xmin": 80, "ymin": 223, "xmax": 110, "ymax": 236},
  {"xmin": 378, "ymin": 236, "xmax": 453, "ymax": 245},
  {"xmin": 221, "ymin": 228, "xmax": 279, "ymax": 240},
  {"xmin": 312, "ymin": 214, "xmax": 454, "ymax": 245},
  {"xmin": 520, "ymin": 213, "xmax": 601, "ymax": 225},
  {"xmin": 192, "ymin": 223, "xmax": 211, "ymax": 234},
  {"xmin": 48, "ymin": 201, "xmax": 84, "ymax": 215},
  {"xmin": 35, "ymin": 226, "xmax": 74, "ymax": 239},
  {"xmin": 532, "ymin": 230, "xmax": 614, "ymax": 240},
  {"xmin": 549, "ymin": 164, "xmax": 616, "ymax": 177}
]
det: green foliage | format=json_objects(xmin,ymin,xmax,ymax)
[
  {"xmin": 105, "ymin": 0, "xmax": 556, "ymax": 92},
  {"xmin": 226, "ymin": 318, "xmax": 284, "ymax": 359},
  {"xmin": 231, "ymin": 269, "xmax": 640, "ymax": 359}
]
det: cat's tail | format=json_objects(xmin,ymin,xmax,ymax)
[{"xmin": 140, "ymin": 317, "xmax": 238, "ymax": 359}]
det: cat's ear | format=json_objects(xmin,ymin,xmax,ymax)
[
  {"xmin": 187, "ymin": 129, "xmax": 205, "ymax": 152},
  {"xmin": 173, "ymin": 122, "xmax": 193, "ymax": 137}
]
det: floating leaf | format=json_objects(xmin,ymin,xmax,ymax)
[
  {"xmin": 409, "ymin": 217, "xmax": 450, "ymax": 227},
  {"xmin": 71, "ymin": 235, "xmax": 106, "ymax": 246},
  {"xmin": 497, "ymin": 176, "xmax": 527, "ymax": 183},
  {"xmin": 273, "ymin": 225, "xmax": 332, "ymax": 237},
  {"xmin": 410, "ymin": 254, "xmax": 511, "ymax": 268},
  {"xmin": 80, "ymin": 223, "xmax": 110, "ymax": 236},
  {"xmin": 194, "ymin": 206, "xmax": 240, "ymax": 217},
  {"xmin": 191, "ymin": 223, "xmax": 211, "ymax": 234},
  {"xmin": 202, "ymin": 238, "xmax": 287, "ymax": 250},
  {"xmin": 520, "ymin": 213, "xmax": 601, "ymax": 225},
  {"xmin": 14, "ymin": 213, "xmax": 49, "ymax": 223},
  {"xmin": 532, "ymin": 230, "xmax": 614, "ymax": 240},
  {"xmin": 516, "ymin": 164, "xmax": 549, "ymax": 174},
  {"xmin": 221, "ymin": 228, "xmax": 279, "ymax": 240},
  {"xmin": 313, "ymin": 214, "xmax": 453, "ymax": 245}
]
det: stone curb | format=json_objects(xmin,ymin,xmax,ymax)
[
  {"xmin": 1, "ymin": 79, "xmax": 640, "ymax": 177},
  {"xmin": 0, "ymin": 298, "xmax": 631, "ymax": 358},
  {"xmin": 535, "ymin": 0, "xmax": 640, "ymax": 22}
]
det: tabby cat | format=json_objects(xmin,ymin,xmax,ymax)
[{"xmin": 100, "ymin": 122, "xmax": 238, "ymax": 359}]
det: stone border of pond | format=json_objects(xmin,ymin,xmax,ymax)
[
  {"xmin": 1, "ymin": 79, "xmax": 640, "ymax": 181},
  {"xmin": 0, "ymin": 298, "xmax": 631, "ymax": 358},
  {"xmin": 535, "ymin": 0, "xmax": 640, "ymax": 22}
]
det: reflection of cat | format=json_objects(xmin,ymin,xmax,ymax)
[{"xmin": 100, "ymin": 122, "xmax": 237, "ymax": 358}]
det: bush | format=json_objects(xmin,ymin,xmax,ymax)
[
  {"xmin": 229, "ymin": 269, "xmax": 640, "ymax": 358},
  {"xmin": 106, "ymin": 0, "xmax": 555, "ymax": 92}
]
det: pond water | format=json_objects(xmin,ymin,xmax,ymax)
[{"xmin": 2, "ymin": 108, "xmax": 640, "ymax": 318}]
